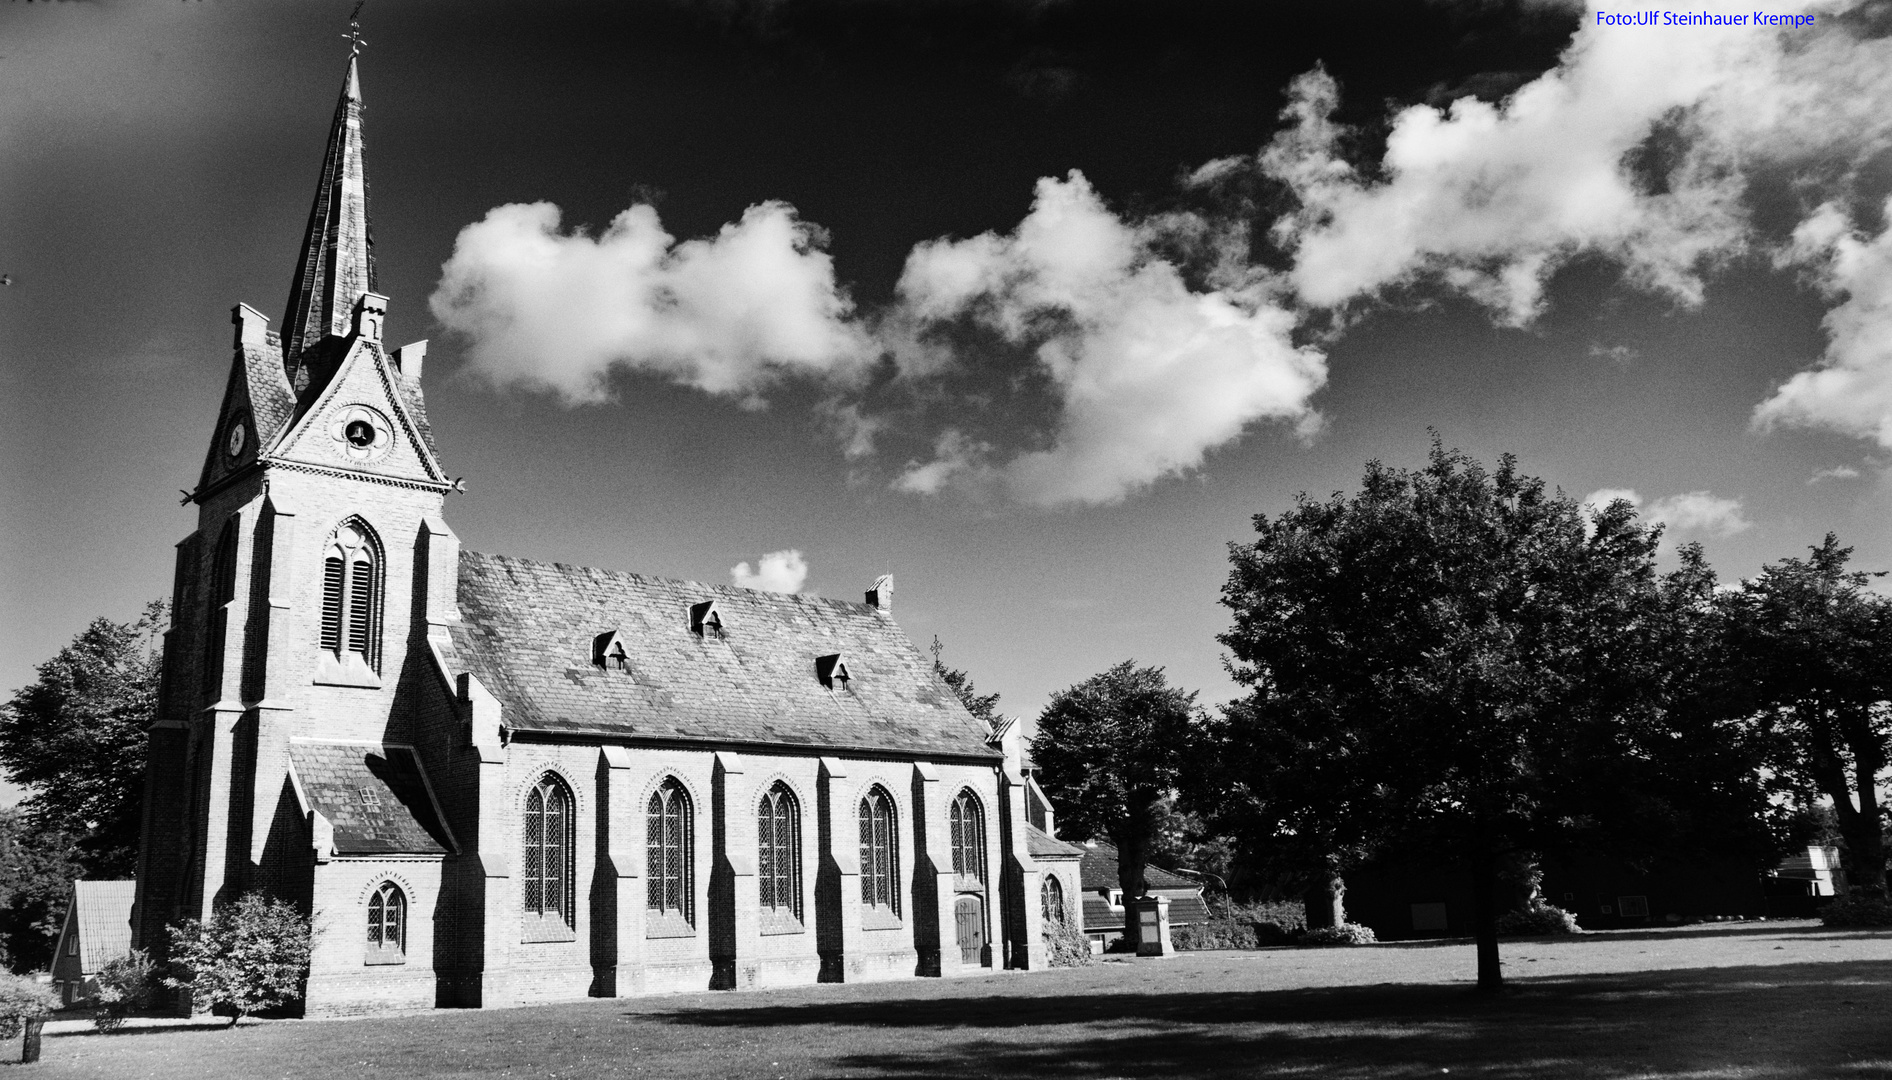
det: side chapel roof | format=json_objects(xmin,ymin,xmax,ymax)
[{"xmin": 446, "ymin": 550, "xmax": 997, "ymax": 759}]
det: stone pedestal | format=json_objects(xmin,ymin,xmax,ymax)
[{"xmin": 1132, "ymin": 895, "xmax": 1173, "ymax": 958}]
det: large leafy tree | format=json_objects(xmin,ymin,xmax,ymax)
[
  {"xmin": 0, "ymin": 600, "xmax": 164, "ymax": 878},
  {"xmin": 1032, "ymin": 661, "xmax": 1198, "ymax": 945},
  {"xmin": 0, "ymin": 810, "xmax": 81, "ymax": 973},
  {"xmin": 1218, "ymin": 442, "xmax": 1721, "ymax": 990},
  {"xmin": 1721, "ymin": 535, "xmax": 1892, "ymax": 896}
]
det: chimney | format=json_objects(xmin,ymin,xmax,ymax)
[
  {"xmin": 393, "ymin": 339, "xmax": 428, "ymax": 379},
  {"xmin": 232, "ymin": 303, "xmax": 270, "ymax": 349},
  {"xmin": 865, "ymin": 574, "xmax": 894, "ymax": 615}
]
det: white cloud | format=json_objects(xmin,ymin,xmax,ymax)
[
  {"xmin": 1808, "ymin": 464, "xmax": 1863, "ymax": 484},
  {"xmin": 1252, "ymin": 4, "xmax": 1892, "ymax": 325},
  {"xmin": 1582, "ymin": 487, "xmax": 1753, "ymax": 540},
  {"xmin": 429, "ymin": 201, "xmax": 874, "ymax": 406},
  {"xmin": 730, "ymin": 549, "xmax": 809, "ymax": 593},
  {"xmin": 888, "ymin": 172, "xmax": 1327, "ymax": 507}
]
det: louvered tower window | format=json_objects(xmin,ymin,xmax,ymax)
[
  {"xmin": 757, "ymin": 782, "xmax": 801, "ymax": 920},
  {"xmin": 204, "ymin": 520, "xmax": 239, "ymax": 701},
  {"xmin": 320, "ymin": 521, "xmax": 381, "ymax": 669},
  {"xmin": 949, "ymin": 790, "xmax": 987, "ymax": 884},
  {"xmin": 859, "ymin": 787, "xmax": 899, "ymax": 914},
  {"xmin": 647, "ymin": 779, "xmax": 694, "ymax": 923},
  {"xmin": 523, "ymin": 775, "xmax": 574, "ymax": 926}
]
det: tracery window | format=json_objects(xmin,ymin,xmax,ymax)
[
  {"xmin": 858, "ymin": 786, "xmax": 899, "ymax": 914},
  {"xmin": 320, "ymin": 519, "xmax": 382, "ymax": 670},
  {"xmin": 757, "ymin": 782, "xmax": 801, "ymax": 922},
  {"xmin": 366, "ymin": 881, "xmax": 406, "ymax": 962},
  {"xmin": 1041, "ymin": 875, "xmax": 1066, "ymax": 928},
  {"xmin": 647, "ymin": 778, "xmax": 693, "ymax": 923},
  {"xmin": 523, "ymin": 775, "xmax": 574, "ymax": 927},
  {"xmin": 949, "ymin": 789, "xmax": 986, "ymax": 884}
]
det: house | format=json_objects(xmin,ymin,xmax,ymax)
[
  {"xmin": 1075, "ymin": 842, "xmax": 1209, "ymax": 948},
  {"xmin": 130, "ymin": 54, "xmax": 1049, "ymax": 1017},
  {"xmin": 51, "ymin": 881, "xmax": 134, "ymax": 1007}
]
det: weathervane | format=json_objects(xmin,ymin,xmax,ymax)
[{"xmin": 343, "ymin": 1, "xmax": 367, "ymax": 56}]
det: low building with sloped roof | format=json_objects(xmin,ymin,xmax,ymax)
[
  {"xmin": 131, "ymin": 54, "xmax": 1051, "ymax": 1018},
  {"xmin": 51, "ymin": 881, "xmax": 135, "ymax": 1007},
  {"xmin": 1076, "ymin": 841, "xmax": 1210, "ymax": 948}
]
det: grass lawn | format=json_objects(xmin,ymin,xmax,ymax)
[{"xmin": 22, "ymin": 921, "xmax": 1892, "ymax": 1079}]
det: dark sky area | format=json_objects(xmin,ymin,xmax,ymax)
[{"xmin": 5, "ymin": 0, "xmax": 1890, "ymax": 805}]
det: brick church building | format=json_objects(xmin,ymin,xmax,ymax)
[{"xmin": 130, "ymin": 55, "xmax": 1055, "ymax": 1016}]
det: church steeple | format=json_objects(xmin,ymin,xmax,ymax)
[{"xmin": 281, "ymin": 55, "xmax": 375, "ymax": 367}]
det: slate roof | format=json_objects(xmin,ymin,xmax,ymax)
[
  {"xmin": 1078, "ymin": 841, "xmax": 1204, "ymax": 892},
  {"xmin": 447, "ymin": 550, "xmax": 997, "ymax": 759},
  {"xmin": 287, "ymin": 742, "xmax": 452, "ymax": 855},
  {"xmin": 1027, "ymin": 823, "xmax": 1084, "ymax": 860},
  {"xmin": 69, "ymin": 880, "xmax": 134, "ymax": 974},
  {"xmin": 1075, "ymin": 840, "xmax": 1210, "ymax": 930},
  {"xmin": 242, "ymin": 344, "xmax": 298, "ymax": 446}
]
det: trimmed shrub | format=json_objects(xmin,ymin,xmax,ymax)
[
  {"xmin": 0, "ymin": 972, "xmax": 55, "ymax": 1040},
  {"xmin": 1497, "ymin": 901, "xmax": 1582, "ymax": 936},
  {"xmin": 1044, "ymin": 914, "xmax": 1093, "ymax": 967},
  {"xmin": 165, "ymin": 892, "xmax": 311, "ymax": 1026},
  {"xmin": 1819, "ymin": 894, "xmax": 1892, "ymax": 928},
  {"xmin": 91, "ymin": 948, "xmax": 155, "ymax": 1031},
  {"xmin": 1299, "ymin": 922, "xmax": 1378, "ymax": 947},
  {"xmin": 1173, "ymin": 899, "xmax": 1306, "ymax": 951}
]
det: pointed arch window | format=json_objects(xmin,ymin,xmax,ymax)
[
  {"xmin": 859, "ymin": 786, "xmax": 899, "ymax": 915},
  {"xmin": 949, "ymin": 789, "xmax": 987, "ymax": 885},
  {"xmin": 204, "ymin": 519, "xmax": 239, "ymax": 700},
  {"xmin": 1041, "ymin": 874, "xmax": 1066, "ymax": 929},
  {"xmin": 320, "ymin": 520, "xmax": 382, "ymax": 670},
  {"xmin": 366, "ymin": 881, "xmax": 406, "ymax": 964},
  {"xmin": 647, "ymin": 779, "xmax": 694, "ymax": 927},
  {"xmin": 758, "ymin": 782, "xmax": 801, "ymax": 925},
  {"xmin": 523, "ymin": 775, "xmax": 574, "ymax": 929}
]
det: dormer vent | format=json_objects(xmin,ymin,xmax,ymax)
[
  {"xmin": 689, "ymin": 600, "xmax": 725, "ymax": 639},
  {"xmin": 816, "ymin": 653, "xmax": 851, "ymax": 692},
  {"xmin": 592, "ymin": 630, "xmax": 630, "ymax": 672}
]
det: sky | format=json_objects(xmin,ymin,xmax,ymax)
[{"xmin": 6, "ymin": 0, "xmax": 1892, "ymax": 806}]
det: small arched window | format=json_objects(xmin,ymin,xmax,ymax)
[
  {"xmin": 366, "ymin": 881, "xmax": 406, "ymax": 963},
  {"xmin": 204, "ymin": 519, "xmax": 239, "ymax": 699},
  {"xmin": 523, "ymin": 775, "xmax": 574, "ymax": 928},
  {"xmin": 647, "ymin": 779, "xmax": 694, "ymax": 924},
  {"xmin": 858, "ymin": 786, "xmax": 899, "ymax": 914},
  {"xmin": 949, "ymin": 790, "xmax": 986, "ymax": 884},
  {"xmin": 758, "ymin": 782, "xmax": 801, "ymax": 922},
  {"xmin": 320, "ymin": 519, "xmax": 382, "ymax": 670},
  {"xmin": 1041, "ymin": 875, "xmax": 1066, "ymax": 929}
]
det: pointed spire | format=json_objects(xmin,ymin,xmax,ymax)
[{"xmin": 281, "ymin": 54, "xmax": 375, "ymax": 367}]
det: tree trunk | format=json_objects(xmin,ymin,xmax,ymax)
[
  {"xmin": 1116, "ymin": 830, "xmax": 1151, "ymax": 948},
  {"xmin": 1847, "ymin": 734, "xmax": 1888, "ymax": 897},
  {"xmin": 1471, "ymin": 852, "xmax": 1502, "ymax": 993},
  {"xmin": 1302, "ymin": 864, "xmax": 1346, "ymax": 931}
]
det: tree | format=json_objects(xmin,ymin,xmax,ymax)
[
  {"xmin": 166, "ymin": 892, "xmax": 312, "ymax": 1026},
  {"xmin": 1218, "ymin": 441, "xmax": 1694, "ymax": 991},
  {"xmin": 931, "ymin": 636, "xmax": 1001, "ymax": 728},
  {"xmin": 1721, "ymin": 535, "xmax": 1892, "ymax": 896},
  {"xmin": 1031, "ymin": 661, "xmax": 1198, "ymax": 946},
  {"xmin": 0, "ymin": 810, "xmax": 81, "ymax": 973},
  {"xmin": 0, "ymin": 600, "xmax": 164, "ymax": 878}
]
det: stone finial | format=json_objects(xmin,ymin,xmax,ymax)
[
  {"xmin": 352, "ymin": 292, "xmax": 388, "ymax": 342},
  {"xmin": 866, "ymin": 574, "xmax": 894, "ymax": 614},
  {"xmin": 393, "ymin": 339, "xmax": 427, "ymax": 379}
]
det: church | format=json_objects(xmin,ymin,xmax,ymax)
[{"xmin": 129, "ymin": 55, "xmax": 1073, "ymax": 1016}]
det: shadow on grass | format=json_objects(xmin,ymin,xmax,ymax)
[{"xmin": 647, "ymin": 961, "xmax": 1892, "ymax": 1079}]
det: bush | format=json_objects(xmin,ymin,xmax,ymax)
[
  {"xmin": 1172, "ymin": 898, "xmax": 1306, "ymax": 951},
  {"xmin": 1497, "ymin": 901, "xmax": 1582, "ymax": 936},
  {"xmin": 91, "ymin": 948, "xmax": 154, "ymax": 1031},
  {"xmin": 1819, "ymin": 894, "xmax": 1892, "ymax": 927},
  {"xmin": 1299, "ymin": 922, "xmax": 1378, "ymax": 947},
  {"xmin": 0, "ymin": 972, "xmax": 54, "ymax": 1040},
  {"xmin": 165, "ymin": 892, "xmax": 311, "ymax": 1026},
  {"xmin": 1043, "ymin": 914, "xmax": 1093, "ymax": 967}
]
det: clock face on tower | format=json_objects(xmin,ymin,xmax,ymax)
[
  {"xmin": 225, "ymin": 414, "xmax": 248, "ymax": 459},
  {"xmin": 328, "ymin": 404, "xmax": 393, "ymax": 464}
]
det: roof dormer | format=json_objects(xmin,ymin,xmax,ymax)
[
  {"xmin": 689, "ymin": 600, "xmax": 725, "ymax": 639},
  {"xmin": 593, "ymin": 630, "xmax": 630, "ymax": 671},
  {"xmin": 816, "ymin": 653, "xmax": 851, "ymax": 692}
]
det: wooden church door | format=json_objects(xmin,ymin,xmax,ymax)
[{"xmin": 954, "ymin": 895, "xmax": 985, "ymax": 965}]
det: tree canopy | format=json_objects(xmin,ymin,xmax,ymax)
[
  {"xmin": 931, "ymin": 636, "xmax": 1002, "ymax": 729},
  {"xmin": 0, "ymin": 600, "xmax": 164, "ymax": 879},
  {"xmin": 1032, "ymin": 661, "xmax": 1199, "ymax": 945}
]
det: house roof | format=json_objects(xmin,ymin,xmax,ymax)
[
  {"xmin": 446, "ymin": 551, "xmax": 997, "ymax": 759},
  {"xmin": 1027, "ymin": 823, "xmax": 1084, "ymax": 860},
  {"xmin": 1081, "ymin": 891, "xmax": 1210, "ymax": 933},
  {"xmin": 1078, "ymin": 841, "xmax": 1205, "ymax": 892},
  {"xmin": 69, "ymin": 880, "xmax": 134, "ymax": 975},
  {"xmin": 288, "ymin": 742, "xmax": 452, "ymax": 855}
]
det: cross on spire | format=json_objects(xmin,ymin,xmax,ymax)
[{"xmin": 344, "ymin": 2, "xmax": 367, "ymax": 57}]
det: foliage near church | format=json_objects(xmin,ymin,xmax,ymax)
[
  {"xmin": 1032, "ymin": 661, "xmax": 1200, "ymax": 945},
  {"xmin": 0, "ymin": 600, "xmax": 163, "ymax": 879},
  {"xmin": 0, "ymin": 810, "xmax": 81, "ymax": 973},
  {"xmin": 0, "ymin": 971, "xmax": 54, "ymax": 1040},
  {"xmin": 166, "ymin": 893, "xmax": 311, "ymax": 1026}
]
